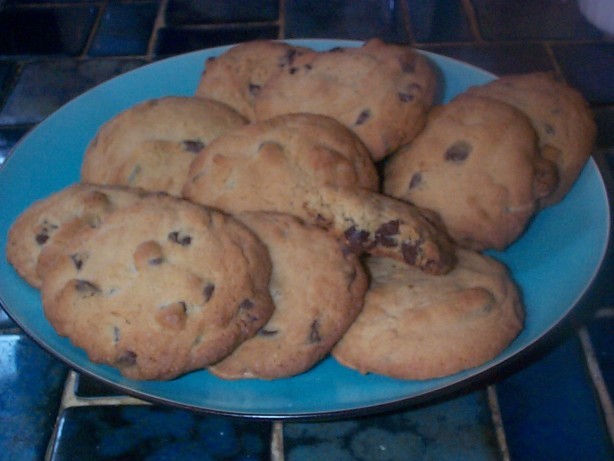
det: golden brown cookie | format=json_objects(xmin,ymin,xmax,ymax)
[
  {"xmin": 253, "ymin": 38, "xmax": 437, "ymax": 161},
  {"xmin": 210, "ymin": 211, "xmax": 367, "ymax": 379},
  {"xmin": 195, "ymin": 40, "xmax": 315, "ymax": 120},
  {"xmin": 41, "ymin": 194, "xmax": 274, "ymax": 380},
  {"xmin": 384, "ymin": 93, "xmax": 559, "ymax": 251},
  {"xmin": 332, "ymin": 250, "xmax": 524, "ymax": 380},
  {"xmin": 6, "ymin": 184, "xmax": 147, "ymax": 288},
  {"xmin": 466, "ymin": 72, "xmax": 596, "ymax": 206},
  {"xmin": 81, "ymin": 96, "xmax": 247, "ymax": 196}
]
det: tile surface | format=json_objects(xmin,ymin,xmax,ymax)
[
  {"xmin": 406, "ymin": 0, "xmax": 474, "ymax": 42},
  {"xmin": 166, "ymin": 0, "xmax": 279, "ymax": 25}
]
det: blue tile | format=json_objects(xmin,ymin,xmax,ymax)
[
  {"xmin": 0, "ymin": 59, "xmax": 145, "ymax": 125},
  {"xmin": 406, "ymin": 0, "xmax": 474, "ymax": 43},
  {"xmin": 285, "ymin": 391, "xmax": 499, "ymax": 460},
  {"xmin": 0, "ymin": 125, "xmax": 30, "ymax": 165},
  {"xmin": 49, "ymin": 405, "xmax": 271, "ymax": 460},
  {"xmin": 0, "ymin": 307, "xmax": 17, "ymax": 330},
  {"xmin": 496, "ymin": 335, "xmax": 614, "ymax": 460},
  {"xmin": 471, "ymin": 0, "xmax": 604, "ymax": 41},
  {"xmin": 155, "ymin": 25, "xmax": 279, "ymax": 56},
  {"xmin": 74, "ymin": 373, "xmax": 125, "ymax": 398},
  {"xmin": 423, "ymin": 43, "xmax": 555, "ymax": 75},
  {"xmin": 284, "ymin": 0, "xmax": 408, "ymax": 42},
  {"xmin": 595, "ymin": 106, "xmax": 614, "ymax": 148},
  {"xmin": 0, "ymin": 60, "xmax": 14, "ymax": 93},
  {"xmin": 88, "ymin": 2, "xmax": 159, "ymax": 57},
  {"xmin": 551, "ymin": 43, "xmax": 614, "ymax": 105},
  {"xmin": 587, "ymin": 313, "xmax": 614, "ymax": 400},
  {"xmin": 0, "ymin": 334, "xmax": 67, "ymax": 461},
  {"xmin": 166, "ymin": 0, "xmax": 279, "ymax": 25},
  {"xmin": 0, "ymin": 6, "xmax": 98, "ymax": 56}
]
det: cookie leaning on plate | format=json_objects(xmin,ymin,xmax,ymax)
[
  {"xmin": 210, "ymin": 211, "xmax": 367, "ymax": 380},
  {"xmin": 466, "ymin": 72, "xmax": 596, "ymax": 207},
  {"xmin": 41, "ymin": 193, "xmax": 275, "ymax": 381},
  {"xmin": 195, "ymin": 40, "xmax": 315, "ymax": 120},
  {"xmin": 384, "ymin": 93, "xmax": 559, "ymax": 251},
  {"xmin": 81, "ymin": 96, "xmax": 247, "ymax": 196},
  {"xmin": 6, "ymin": 183, "xmax": 147, "ymax": 288},
  {"xmin": 333, "ymin": 250, "xmax": 524, "ymax": 380},
  {"xmin": 253, "ymin": 38, "xmax": 437, "ymax": 161}
]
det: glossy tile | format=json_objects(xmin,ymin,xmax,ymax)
[
  {"xmin": 0, "ymin": 5, "xmax": 98, "ymax": 56},
  {"xmin": 471, "ymin": 0, "xmax": 604, "ymax": 41},
  {"xmin": 496, "ymin": 335, "xmax": 614, "ymax": 461},
  {"xmin": 155, "ymin": 25, "xmax": 279, "ymax": 56},
  {"xmin": 587, "ymin": 312, "xmax": 614, "ymax": 399},
  {"xmin": 0, "ymin": 60, "xmax": 14, "ymax": 95},
  {"xmin": 551, "ymin": 43, "xmax": 614, "ymax": 105},
  {"xmin": 0, "ymin": 306, "xmax": 17, "ymax": 330},
  {"xmin": 49, "ymin": 405, "xmax": 271, "ymax": 461},
  {"xmin": 284, "ymin": 391, "xmax": 500, "ymax": 460},
  {"xmin": 0, "ymin": 125, "xmax": 30, "ymax": 165},
  {"xmin": 0, "ymin": 59, "xmax": 144, "ymax": 124},
  {"xmin": 88, "ymin": 2, "xmax": 159, "ymax": 57},
  {"xmin": 422, "ymin": 43, "xmax": 555, "ymax": 75},
  {"xmin": 0, "ymin": 334, "xmax": 67, "ymax": 461},
  {"xmin": 595, "ymin": 106, "xmax": 614, "ymax": 149},
  {"xmin": 74, "ymin": 373, "xmax": 126, "ymax": 398},
  {"xmin": 284, "ymin": 0, "xmax": 408, "ymax": 42},
  {"xmin": 166, "ymin": 0, "xmax": 279, "ymax": 25},
  {"xmin": 406, "ymin": 0, "xmax": 474, "ymax": 42}
]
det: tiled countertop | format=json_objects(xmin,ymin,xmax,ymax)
[{"xmin": 1, "ymin": 1, "xmax": 613, "ymax": 460}]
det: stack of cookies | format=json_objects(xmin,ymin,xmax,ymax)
[{"xmin": 6, "ymin": 39, "xmax": 596, "ymax": 382}]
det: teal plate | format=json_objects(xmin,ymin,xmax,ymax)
[{"xmin": 0, "ymin": 40, "xmax": 610, "ymax": 420}]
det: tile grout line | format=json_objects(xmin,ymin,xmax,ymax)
[
  {"xmin": 487, "ymin": 385, "xmax": 512, "ymax": 461},
  {"xmin": 578, "ymin": 327, "xmax": 614, "ymax": 442},
  {"xmin": 271, "ymin": 421, "xmax": 285, "ymax": 461},
  {"xmin": 146, "ymin": 0, "xmax": 169, "ymax": 60}
]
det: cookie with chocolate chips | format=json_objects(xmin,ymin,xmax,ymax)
[
  {"xmin": 333, "ymin": 250, "xmax": 524, "ymax": 380},
  {"xmin": 6, "ymin": 183, "xmax": 147, "ymax": 288},
  {"xmin": 81, "ymin": 96, "xmax": 247, "ymax": 196},
  {"xmin": 195, "ymin": 40, "xmax": 315, "ymax": 120},
  {"xmin": 41, "ymin": 194, "xmax": 275, "ymax": 380},
  {"xmin": 384, "ymin": 93, "xmax": 559, "ymax": 251},
  {"xmin": 253, "ymin": 38, "xmax": 437, "ymax": 161},
  {"xmin": 210, "ymin": 211, "xmax": 367, "ymax": 379},
  {"xmin": 466, "ymin": 72, "xmax": 596, "ymax": 207}
]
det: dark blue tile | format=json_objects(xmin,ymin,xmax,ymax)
[
  {"xmin": 155, "ymin": 25, "xmax": 279, "ymax": 56},
  {"xmin": 166, "ymin": 0, "xmax": 279, "ymax": 25},
  {"xmin": 284, "ymin": 0, "xmax": 408, "ymax": 42},
  {"xmin": 0, "ymin": 334, "xmax": 67, "ymax": 461},
  {"xmin": 422, "ymin": 43, "xmax": 555, "ymax": 76},
  {"xmin": 471, "ymin": 0, "xmax": 604, "ymax": 41},
  {"xmin": 0, "ymin": 125, "xmax": 30, "ymax": 165},
  {"xmin": 551, "ymin": 43, "xmax": 614, "ymax": 105},
  {"xmin": 496, "ymin": 335, "xmax": 614, "ymax": 461},
  {"xmin": 0, "ymin": 60, "xmax": 14, "ymax": 93},
  {"xmin": 285, "ymin": 391, "xmax": 500, "ymax": 460},
  {"xmin": 88, "ymin": 2, "xmax": 159, "ymax": 57},
  {"xmin": 49, "ymin": 405, "xmax": 271, "ymax": 461},
  {"xmin": 0, "ymin": 306, "xmax": 17, "ymax": 330},
  {"xmin": 0, "ymin": 6, "xmax": 98, "ymax": 56},
  {"xmin": 587, "ymin": 312, "xmax": 614, "ymax": 400},
  {"xmin": 74, "ymin": 373, "xmax": 125, "ymax": 398},
  {"xmin": 406, "ymin": 0, "xmax": 474, "ymax": 43},
  {"xmin": 595, "ymin": 106, "xmax": 614, "ymax": 148},
  {"xmin": 0, "ymin": 59, "xmax": 145, "ymax": 125}
]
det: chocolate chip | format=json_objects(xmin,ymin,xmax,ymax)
[
  {"xmin": 203, "ymin": 283, "xmax": 215, "ymax": 302},
  {"xmin": 149, "ymin": 256, "xmax": 164, "ymax": 266},
  {"xmin": 401, "ymin": 241, "xmax": 420, "ymax": 265},
  {"xmin": 74, "ymin": 280, "xmax": 101, "ymax": 297},
  {"xmin": 409, "ymin": 172, "xmax": 423, "ymax": 189},
  {"xmin": 168, "ymin": 231, "xmax": 191, "ymax": 246},
  {"xmin": 375, "ymin": 220, "xmax": 400, "ymax": 248},
  {"xmin": 35, "ymin": 233, "xmax": 49, "ymax": 245},
  {"xmin": 248, "ymin": 82, "xmax": 261, "ymax": 96},
  {"xmin": 70, "ymin": 253, "xmax": 87, "ymax": 270},
  {"xmin": 544, "ymin": 123, "xmax": 555, "ymax": 135},
  {"xmin": 304, "ymin": 64, "xmax": 313, "ymax": 71},
  {"xmin": 35, "ymin": 221, "xmax": 59, "ymax": 245},
  {"xmin": 344, "ymin": 226, "xmax": 372, "ymax": 253},
  {"xmin": 258, "ymin": 328, "xmax": 278, "ymax": 337},
  {"xmin": 279, "ymin": 48, "xmax": 299, "ymax": 67},
  {"xmin": 354, "ymin": 109, "xmax": 371, "ymax": 126},
  {"xmin": 444, "ymin": 141, "xmax": 471, "ymax": 162},
  {"xmin": 238, "ymin": 299, "xmax": 255, "ymax": 310},
  {"xmin": 309, "ymin": 319, "xmax": 321, "ymax": 343},
  {"xmin": 289, "ymin": 67, "xmax": 299, "ymax": 75},
  {"xmin": 398, "ymin": 92, "xmax": 414, "ymax": 103},
  {"xmin": 181, "ymin": 139, "xmax": 205, "ymax": 153},
  {"xmin": 116, "ymin": 350, "xmax": 137, "ymax": 367}
]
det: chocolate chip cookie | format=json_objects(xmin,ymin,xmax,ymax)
[
  {"xmin": 253, "ymin": 38, "xmax": 437, "ymax": 161},
  {"xmin": 333, "ymin": 250, "xmax": 524, "ymax": 380},
  {"xmin": 41, "ymin": 193, "xmax": 275, "ymax": 380},
  {"xmin": 81, "ymin": 96, "xmax": 247, "ymax": 196},
  {"xmin": 210, "ymin": 211, "xmax": 367, "ymax": 379}
]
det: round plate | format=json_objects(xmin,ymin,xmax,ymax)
[{"xmin": 0, "ymin": 39, "xmax": 610, "ymax": 420}]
